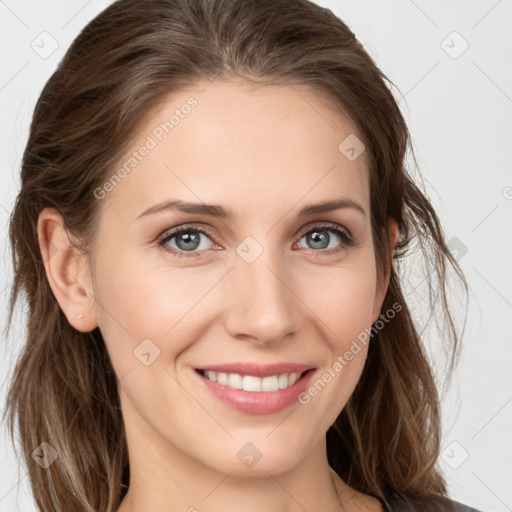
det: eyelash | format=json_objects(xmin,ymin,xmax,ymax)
[{"xmin": 156, "ymin": 222, "xmax": 354, "ymax": 258}]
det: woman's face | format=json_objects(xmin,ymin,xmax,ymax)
[{"xmin": 88, "ymin": 79, "xmax": 391, "ymax": 477}]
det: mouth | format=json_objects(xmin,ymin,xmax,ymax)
[{"xmin": 193, "ymin": 363, "xmax": 316, "ymax": 415}]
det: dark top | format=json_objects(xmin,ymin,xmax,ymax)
[{"xmin": 382, "ymin": 496, "xmax": 481, "ymax": 511}]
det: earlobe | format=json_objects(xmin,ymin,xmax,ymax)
[{"xmin": 37, "ymin": 207, "xmax": 98, "ymax": 332}]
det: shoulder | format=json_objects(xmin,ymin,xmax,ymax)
[
  {"xmin": 447, "ymin": 500, "xmax": 482, "ymax": 512},
  {"xmin": 384, "ymin": 496, "xmax": 482, "ymax": 512}
]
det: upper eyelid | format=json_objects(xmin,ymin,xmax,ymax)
[{"xmin": 158, "ymin": 224, "xmax": 218, "ymax": 244}]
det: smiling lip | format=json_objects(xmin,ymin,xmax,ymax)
[{"xmin": 194, "ymin": 362, "xmax": 315, "ymax": 415}]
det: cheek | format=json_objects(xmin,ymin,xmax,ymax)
[
  {"xmin": 298, "ymin": 255, "xmax": 377, "ymax": 399},
  {"xmin": 302, "ymin": 256, "xmax": 379, "ymax": 347},
  {"xmin": 91, "ymin": 255, "xmax": 209, "ymax": 424},
  {"xmin": 289, "ymin": 265, "xmax": 378, "ymax": 440},
  {"xmin": 92, "ymin": 252, "xmax": 224, "ymax": 369}
]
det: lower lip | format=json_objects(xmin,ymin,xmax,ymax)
[{"xmin": 195, "ymin": 369, "xmax": 315, "ymax": 415}]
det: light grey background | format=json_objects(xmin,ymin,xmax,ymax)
[{"xmin": 1, "ymin": 1, "xmax": 511, "ymax": 511}]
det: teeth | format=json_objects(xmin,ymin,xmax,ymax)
[
  {"xmin": 243, "ymin": 375, "xmax": 261, "ymax": 392},
  {"xmin": 205, "ymin": 370, "xmax": 217, "ymax": 383},
  {"xmin": 202, "ymin": 370, "xmax": 304, "ymax": 391},
  {"xmin": 278, "ymin": 373, "xmax": 289, "ymax": 389},
  {"xmin": 228, "ymin": 373, "xmax": 243, "ymax": 390},
  {"xmin": 262, "ymin": 375, "xmax": 278, "ymax": 391}
]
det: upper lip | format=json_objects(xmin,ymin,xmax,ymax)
[{"xmin": 196, "ymin": 362, "xmax": 315, "ymax": 378}]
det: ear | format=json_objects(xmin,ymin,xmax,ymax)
[
  {"xmin": 371, "ymin": 217, "xmax": 399, "ymax": 324},
  {"xmin": 37, "ymin": 207, "xmax": 98, "ymax": 332}
]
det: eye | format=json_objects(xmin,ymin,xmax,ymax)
[
  {"xmin": 157, "ymin": 222, "xmax": 354, "ymax": 259},
  {"xmin": 158, "ymin": 225, "xmax": 218, "ymax": 257},
  {"xmin": 296, "ymin": 223, "xmax": 353, "ymax": 255}
]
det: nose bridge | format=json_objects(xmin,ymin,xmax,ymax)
[{"xmin": 223, "ymin": 237, "xmax": 300, "ymax": 342}]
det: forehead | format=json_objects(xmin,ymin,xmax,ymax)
[{"xmin": 101, "ymin": 79, "xmax": 369, "ymax": 222}]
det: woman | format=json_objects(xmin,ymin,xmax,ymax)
[{"xmin": 4, "ymin": 0, "xmax": 479, "ymax": 510}]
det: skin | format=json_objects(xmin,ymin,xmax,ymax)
[{"xmin": 38, "ymin": 78, "xmax": 397, "ymax": 512}]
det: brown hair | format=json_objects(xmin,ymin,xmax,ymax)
[{"xmin": 4, "ymin": 0, "xmax": 467, "ymax": 510}]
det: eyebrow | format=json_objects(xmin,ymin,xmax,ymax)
[{"xmin": 135, "ymin": 197, "xmax": 366, "ymax": 221}]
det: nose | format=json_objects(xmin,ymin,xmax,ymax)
[{"xmin": 221, "ymin": 246, "xmax": 301, "ymax": 345}]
